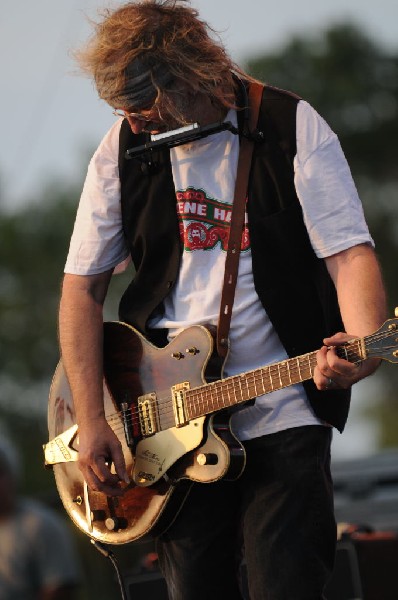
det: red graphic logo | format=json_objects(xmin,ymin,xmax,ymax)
[{"xmin": 176, "ymin": 188, "xmax": 250, "ymax": 252}]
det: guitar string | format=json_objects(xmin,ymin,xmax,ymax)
[
  {"xmin": 106, "ymin": 351, "xmax": 377, "ymax": 436},
  {"xmin": 105, "ymin": 329, "xmax": 394, "ymax": 433},
  {"xmin": 106, "ymin": 352, "xmax": 318, "ymax": 429},
  {"xmin": 103, "ymin": 328, "xmax": 395, "ymax": 435},
  {"xmin": 100, "ymin": 330, "xmax": 394, "ymax": 436}
]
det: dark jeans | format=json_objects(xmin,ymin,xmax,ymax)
[{"xmin": 156, "ymin": 425, "xmax": 336, "ymax": 600}]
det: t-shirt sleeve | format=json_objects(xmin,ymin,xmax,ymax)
[
  {"xmin": 64, "ymin": 118, "xmax": 130, "ymax": 275},
  {"xmin": 294, "ymin": 100, "xmax": 374, "ymax": 258}
]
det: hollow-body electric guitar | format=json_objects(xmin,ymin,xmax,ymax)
[{"xmin": 44, "ymin": 314, "xmax": 398, "ymax": 545}]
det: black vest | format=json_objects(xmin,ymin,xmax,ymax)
[{"xmin": 117, "ymin": 85, "xmax": 351, "ymax": 431}]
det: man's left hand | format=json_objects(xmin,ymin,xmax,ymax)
[{"xmin": 314, "ymin": 332, "xmax": 380, "ymax": 391}]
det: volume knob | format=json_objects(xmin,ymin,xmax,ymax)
[
  {"xmin": 197, "ymin": 453, "xmax": 218, "ymax": 466},
  {"xmin": 105, "ymin": 516, "xmax": 128, "ymax": 531},
  {"xmin": 186, "ymin": 347, "xmax": 200, "ymax": 355}
]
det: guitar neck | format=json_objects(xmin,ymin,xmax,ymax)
[{"xmin": 185, "ymin": 338, "xmax": 365, "ymax": 420}]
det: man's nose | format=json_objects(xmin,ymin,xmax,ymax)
[{"xmin": 127, "ymin": 116, "xmax": 146, "ymax": 134}]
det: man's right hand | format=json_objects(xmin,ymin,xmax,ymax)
[{"xmin": 77, "ymin": 417, "xmax": 130, "ymax": 496}]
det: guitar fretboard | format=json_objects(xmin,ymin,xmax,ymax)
[{"xmin": 185, "ymin": 339, "xmax": 364, "ymax": 420}]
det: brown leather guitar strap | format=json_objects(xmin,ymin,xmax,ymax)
[{"xmin": 216, "ymin": 81, "xmax": 264, "ymax": 358}]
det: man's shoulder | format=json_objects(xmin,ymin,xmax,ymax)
[
  {"xmin": 256, "ymin": 84, "xmax": 301, "ymax": 154},
  {"xmin": 262, "ymin": 83, "xmax": 302, "ymax": 103}
]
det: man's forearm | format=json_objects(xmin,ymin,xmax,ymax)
[
  {"xmin": 58, "ymin": 271, "xmax": 128, "ymax": 493},
  {"xmin": 314, "ymin": 244, "xmax": 387, "ymax": 390},
  {"xmin": 325, "ymin": 243, "xmax": 387, "ymax": 339},
  {"xmin": 58, "ymin": 272, "xmax": 112, "ymax": 425}
]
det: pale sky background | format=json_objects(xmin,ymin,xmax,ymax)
[
  {"xmin": 1, "ymin": 0, "xmax": 398, "ymax": 208},
  {"xmin": 1, "ymin": 0, "xmax": 397, "ymax": 459}
]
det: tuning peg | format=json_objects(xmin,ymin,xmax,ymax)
[{"xmin": 395, "ymin": 307, "xmax": 398, "ymax": 317}]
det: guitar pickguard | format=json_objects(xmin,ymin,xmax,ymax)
[{"xmin": 133, "ymin": 417, "xmax": 206, "ymax": 485}]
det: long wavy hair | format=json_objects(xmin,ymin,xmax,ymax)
[{"xmin": 75, "ymin": 0, "xmax": 255, "ymax": 122}]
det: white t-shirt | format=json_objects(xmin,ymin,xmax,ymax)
[{"xmin": 65, "ymin": 100, "xmax": 373, "ymax": 440}]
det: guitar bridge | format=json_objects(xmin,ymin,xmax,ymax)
[
  {"xmin": 137, "ymin": 393, "xmax": 159, "ymax": 436},
  {"xmin": 172, "ymin": 381, "xmax": 190, "ymax": 427}
]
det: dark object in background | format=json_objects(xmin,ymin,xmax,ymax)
[
  {"xmin": 325, "ymin": 532, "xmax": 398, "ymax": 600},
  {"xmin": 325, "ymin": 449, "xmax": 398, "ymax": 600}
]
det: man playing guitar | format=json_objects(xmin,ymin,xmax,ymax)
[{"xmin": 56, "ymin": 2, "xmax": 386, "ymax": 598}]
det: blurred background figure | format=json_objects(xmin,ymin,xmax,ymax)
[{"xmin": 0, "ymin": 437, "xmax": 80, "ymax": 600}]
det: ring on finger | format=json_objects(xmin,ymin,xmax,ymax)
[{"xmin": 326, "ymin": 377, "xmax": 334, "ymax": 389}]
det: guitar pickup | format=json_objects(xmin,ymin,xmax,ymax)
[
  {"xmin": 172, "ymin": 382, "xmax": 190, "ymax": 427},
  {"xmin": 137, "ymin": 393, "xmax": 159, "ymax": 436}
]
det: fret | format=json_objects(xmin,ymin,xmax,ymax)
[
  {"xmin": 307, "ymin": 354, "xmax": 314, "ymax": 377},
  {"xmin": 207, "ymin": 385, "xmax": 214, "ymax": 411},
  {"xmin": 359, "ymin": 337, "xmax": 367, "ymax": 361},
  {"xmin": 297, "ymin": 357, "xmax": 302, "ymax": 381},
  {"xmin": 238, "ymin": 376, "xmax": 243, "ymax": 401},
  {"xmin": 220, "ymin": 380, "xmax": 228, "ymax": 408},
  {"xmin": 214, "ymin": 381, "xmax": 223, "ymax": 411},
  {"xmin": 267, "ymin": 367, "xmax": 273, "ymax": 390},
  {"xmin": 221, "ymin": 380, "xmax": 229, "ymax": 408},
  {"xmin": 270, "ymin": 364, "xmax": 283, "ymax": 391},
  {"xmin": 262, "ymin": 368, "xmax": 268, "ymax": 392},
  {"xmin": 226, "ymin": 379, "xmax": 234, "ymax": 406},
  {"xmin": 193, "ymin": 391, "xmax": 201, "ymax": 418},
  {"xmin": 286, "ymin": 360, "xmax": 292, "ymax": 385},
  {"xmin": 290, "ymin": 357, "xmax": 302, "ymax": 385},
  {"xmin": 244, "ymin": 374, "xmax": 252, "ymax": 400},
  {"xmin": 262, "ymin": 368, "xmax": 268, "ymax": 394},
  {"xmin": 337, "ymin": 342, "xmax": 351, "ymax": 362},
  {"xmin": 201, "ymin": 390, "xmax": 207, "ymax": 414},
  {"xmin": 253, "ymin": 371, "xmax": 260, "ymax": 397},
  {"xmin": 336, "ymin": 339, "xmax": 364, "ymax": 364},
  {"xmin": 277, "ymin": 363, "xmax": 283, "ymax": 388},
  {"xmin": 279, "ymin": 361, "xmax": 291, "ymax": 388},
  {"xmin": 268, "ymin": 367, "xmax": 274, "ymax": 392},
  {"xmin": 196, "ymin": 391, "xmax": 203, "ymax": 420},
  {"xmin": 214, "ymin": 381, "xmax": 221, "ymax": 410},
  {"xmin": 253, "ymin": 372, "xmax": 259, "ymax": 397},
  {"xmin": 296, "ymin": 354, "xmax": 311, "ymax": 381},
  {"xmin": 189, "ymin": 391, "xmax": 195, "ymax": 419}
]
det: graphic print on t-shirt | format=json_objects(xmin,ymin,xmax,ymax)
[{"xmin": 176, "ymin": 187, "xmax": 250, "ymax": 252}]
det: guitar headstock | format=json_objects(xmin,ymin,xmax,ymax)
[{"xmin": 364, "ymin": 311, "xmax": 398, "ymax": 363}]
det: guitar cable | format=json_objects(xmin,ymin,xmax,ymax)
[{"xmin": 91, "ymin": 539, "xmax": 128, "ymax": 600}]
